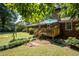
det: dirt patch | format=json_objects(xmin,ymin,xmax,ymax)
[
  {"xmin": 41, "ymin": 40, "xmax": 50, "ymax": 44},
  {"xmin": 26, "ymin": 39, "xmax": 51, "ymax": 47}
]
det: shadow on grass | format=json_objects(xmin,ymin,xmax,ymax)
[
  {"xmin": 38, "ymin": 35, "xmax": 65, "ymax": 47},
  {"xmin": 0, "ymin": 32, "xmax": 12, "ymax": 35},
  {"xmin": 38, "ymin": 35, "xmax": 79, "ymax": 52},
  {"xmin": 68, "ymin": 45, "xmax": 79, "ymax": 52}
]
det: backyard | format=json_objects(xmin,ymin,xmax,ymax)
[
  {"xmin": 0, "ymin": 3, "xmax": 79, "ymax": 56},
  {"xmin": 0, "ymin": 32, "xmax": 79, "ymax": 56}
]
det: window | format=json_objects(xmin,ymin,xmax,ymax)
[{"xmin": 65, "ymin": 22, "xmax": 72, "ymax": 30}]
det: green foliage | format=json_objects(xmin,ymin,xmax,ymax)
[
  {"xmin": 0, "ymin": 35, "xmax": 35, "ymax": 51},
  {"xmin": 16, "ymin": 22, "xmax": 26, "ymax": 32},
  {"xmin": 0, "ymin": 46, "xmax": 5, "ymax": 50},
  {"xmin": 0, "ymin": 3, "xmax": 17, "ymax": 32},
  {"xmin": 60, "ymin": 3, "xmax": 79, "ymax": 18},
  {"xmin": 0, "ymin": 38, "xmax": 28, "ymax": 51},
  {"xmin": 65, "ymin": 37, "xmax": 79, "ymax": 46},
  {"xmin": 9, "ymin": 38, "xmax": 27, "ymax": 48},
  {"xmin": 53, "ymin": 38, "xmax": 64, "ymax": 44},
  {"xmin": 0, "ymin": 32, "xmax": 79, "ymax": 55},
  {"xmin": 2, "ymin": 3, "xmax": 79, "ymax": 33},
  {"xmin": 4, "ymin": 3, "xmax": 79, "ymax": 24},
  {"xmin": 28, "ymin": 28, "xmax": 34, "ymax": 34},
  {"xmin": 5, "ymin": 3, "xmax": 55, "ymax": 24},
  {"xmin": 22, "ymin": 28, "xmax": 27, "ymax": 32}
]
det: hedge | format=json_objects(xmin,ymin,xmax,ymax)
[{"xmin": 0, "ymin": 36, "xmax": 35, "ymax": 51}]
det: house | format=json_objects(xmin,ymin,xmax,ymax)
[
  {"xmin": 27, "ymin": 19, "xmax": 60, "ymax": 38},
  {"xmin": 59, "ymin": 17, "xmax": 79, "ymax": 38},
  {"xmin": 27, "ymin": 5, "xmax": 79, "ymax": 39},
  {"xmin": 27, "ymin": 17, "xmax": 79, "ymax": 39}
]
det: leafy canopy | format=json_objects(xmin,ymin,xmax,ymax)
[
  {"xmin": 5, "ymin": 3, "xmax": 79, "ymax": 24},
  {"xmin": 5, "ymin": 3, "xmax": 55, "ymax": 23}
]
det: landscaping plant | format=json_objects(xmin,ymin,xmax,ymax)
[
  {"xmin": 65, "ymin": 37, "xmax": 79, "ymax": 47},
  {"xmin": 0, "ymin": 35, "xmax": 35, "ymax": 51}
]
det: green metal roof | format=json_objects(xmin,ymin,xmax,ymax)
[
  {"xmin": 27, "ymin": 19, "xmax": 58, "ymax": 27},
  {"xmin": 39, "ymin": 19, "xmax": 58, "ymax": 24}
]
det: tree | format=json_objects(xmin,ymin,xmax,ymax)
[
  {"xmin": 5, "ymin": 3, "xmax": 79, "ymax": 24},
  {"xmin": 5, "ymin": 3, "xmax": 55, "ymax": 24},
  {"xmin": 0, "ymin": 3, "xmax": 17, "ymax": 32},
  {"xmin": 60, "ymin": 3, "xmax": 79, "ymax": 19}
]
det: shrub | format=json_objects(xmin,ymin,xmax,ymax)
[
  {"xmin": 9, "ymin": 39, "xmax": 28, "ymax": 48},
  {"xmin": 53, "ymin": 38, "xmax": 64, "ymax": 44},
  {"xmin": 65, "ymin": 37, "xmax": 79, "ymax": 46},
  {"xmin": 0, "ymin": 45, "xmax": 9, "ymax": 51},
  {"xmin": 16, "ymin": 22, "xmax": 26, "ymax": 32},
  {"xmin": 3, "ymin": 45, "xmax": 7, "ymax": 50},
  {"xmin": 28, "ymin": 28, "xmax": 34, "ymax": 34},
  {"xmin": 0, "ymin": 36, "xmax": 36, "ymax": 51},
  {"xmin": 9, "ymin": 38, "xmax": 25, "ymax": 42},
  {"xmin": 0, "ymin": 46, "xmax": 5, "ymax": 51},
  {"xmin": 9, "ymin": 42, "xmax": 16, "ymax": 48},
  {"xmin": 5, "ymin": 45, "xmax": 9, "ymax": 49},
  {"xmin": 22, "ymin": 28, "xmax": 27, "ymax": 32},
  {"xmin": 0, "ymin": 38, "xmax": 28, "ymax": 51}
]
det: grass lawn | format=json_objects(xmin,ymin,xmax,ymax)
[
  {"xmin": 0, "ymin": 32, "xmax": 32, "ymax": 45},
  {"xmin": 0, "ymin": 32, "xmax": 79, "ymax": 56}
]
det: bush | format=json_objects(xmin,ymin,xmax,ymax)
[
  {"xmin": 53, "ymin": 38, "xmax": 64, "ymax": 44},
  {"xmin": 0, "ymin": 44, "xmax": 9, "ymax": 51},
  {"xmin": 8, "ymin": 36, "xmax": 35, "ymax": 48},
  {"xmin": 22, "ymin": 28, "xmax": 27, "ymax": 32},
  {"xmin": 65, "ymin": 37, "xmax": 79, "ymax": 46},
  {"xmin": 0, "ymin": 36, "xmax": 36, "ymax": 51},
  {"xmin": 9, "ymin": 39, "xmax": 28, "ymax": 48},
  {"xmin": 4, "ymin": 45, "xmax": 9, "ymax": 49},
  {"xmin": 28, "ymin": 28, "xmax": 34, "ymax": 34},
  {"xmin": 0, "ymin": 46, "xmax": 5, "ymax": 51},
  {"xmin": 0, "ymin": 38, "xmax": 28, "ymax": 51},
  {"xmin": 16, "ymin": 22, "xmax": 26, "ymax": 32}
]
